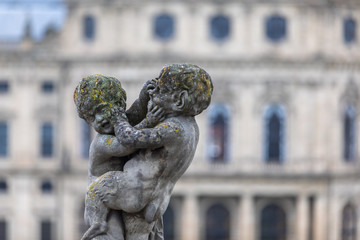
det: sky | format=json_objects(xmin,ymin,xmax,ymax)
[{"xmin": 0, "ymin": 0, "xmax": 66, "ymax": 41}]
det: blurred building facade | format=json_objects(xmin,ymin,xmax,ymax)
[{"xmin": 0, "ymin": 0, "xmax": 360, "ymax": 240}]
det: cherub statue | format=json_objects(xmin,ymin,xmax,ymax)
[{"xmin": 74, "ymin": 64, "xmax": 213, "ymax": 240}]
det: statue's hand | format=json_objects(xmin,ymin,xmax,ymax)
[
  {"xmin": 145, "ymin": 101, "xmax": 165, "ymax": 127},
  {"xmin": 139, "ymin": 79, "xmax": 156, "ymax": 102},
  {"xmin": 111, "ymin": 108, "xmax": 127, "ymax": 124}
]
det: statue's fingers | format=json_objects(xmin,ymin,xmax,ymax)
[
  {"xmin": 154, "ymin": 108, "xmax": 164, "ymax": 117},
  {"xmin": 151, "ymin": 105, "xmax": 159, "ymax": 113}
]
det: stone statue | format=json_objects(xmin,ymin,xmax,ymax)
[{"xmin": 74, "ymin": 64, "xmax": 213, "ymax": 240}]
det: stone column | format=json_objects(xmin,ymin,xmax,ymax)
[
  {"xmin": 296, "ymin": 194, "xmax": 309, "ymax": 240},
  {"xmin": 240, "ymin": 194, "xmax": 255, "ymax": 240},
  {"xmin": 313, "ymin": 194, "xmax": 327, "ymax": 240},
  {"xmin": 180, "ymin": 194, "xmax": 199, "ymax": 240}
]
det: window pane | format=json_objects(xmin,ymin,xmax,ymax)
[
  {"xmin": 84, "ymin": 15, "xmax": 95, "ymax": 40},
  {"xmin": 344, "ymin": 106, "xmax": 356, "ymax": 161},
  {"xmin": 154, "ymin": 14, "xmax": 175, "ymax": 40},
  {"xmin": 0, "ymin": 221, "xmax": 6, "ymax": 240},
  {"xmin": 206, "ymin": 204, "xmax": 230, "ymax": 240},
  {"xmin": 261, "ymin": 204, "xmax": 287, "ymax": 240},
  {"xmin": 210, "ymin": 15, "xmax": 230, "ymax": 41},
  {"xmin": 41, "ymin": 220, "xmax": 52, "ymax": 240},
  {"xmin": 264, "ymin": 105, "xmax": 285, "ymax": 163},
  {"xmin": 0, "ymin": 180, "xmax": 7, "ymax": 193},
  {"xmin": 266, "ymin": 15, "xmax": 287, "ymax": 42},
  {"xmin": 41, "ymin": 123, "xmax": 53, "ymax": 158},
  {"xmin": 342, "ymin": 204, "xmax": 357, "ymax": 240},
  {"xmin": 344, "ymin": 18, "xmax": 356, "ymax": 44},
  {"xmin": 81, "ymin": 120, "xmax": 91, "ymax": 158},
  {"xmin": 209, "ymin": 107, "xmax": 229, "ymax": 163},
  {"xmin": 0, "ymin": 123, "xmax": 8, "ymax": 157},
  {"xmin": 42, "ymin": 82, "xmax": 54, "ymax": 93},
  {"xmin": 0, "ymin": 81, "xmax": 9, "ymax": 93},
  {"xmin": 41, "ymin": 180, "xmax": 53, "ymax": 194}
]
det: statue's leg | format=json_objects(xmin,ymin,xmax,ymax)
[
  {"xmin": 106, "ymin": 210, "xmax": 125, "ymax": 240},
  {"xmin": 122, "ymin": 212, "xmax": 155, "ymax": 240},
  {"xmin": 82, "ymin": 178, "xmax": 112, "ymax": 240},
  {"xmin": 92, "ymin": 171, "xmax": 145, "ymax": 214}
]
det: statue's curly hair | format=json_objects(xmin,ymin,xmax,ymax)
[
  {"xmin": 73, "ymin": 74, "xmax": 126, "ymax": 121},
  {"xmin": 157, "ymin": 64, "xmax": 213, "ymax": 116}
]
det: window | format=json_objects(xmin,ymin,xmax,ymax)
[
  {"xmin": 210, "ymin": 15, "xmax": 230, "ymax": 41},
  {"xmin": 0, "ymin": 220, "xmax": 7, "ymax": 240},
  {"xmin": 83, "ymin": 15, "xmax": 95, "ymax": 41},
  {"xmin": 41, "ymin": 220, "xmax": 52, "ymax": 240},
  {"xmin": 0, "ymin": 122, "xmax": 8, "ymax": 157},
  {"xmin": 208, "ymin": 105, "xmax": 230, "ymax": 163},
  {"xmin": 0, "ymin": 81, "xmax": 9, "ymax": 94},
  {"xmin": 163, "ymin": 205, "xmax": 175, "ymax": 240},
  {"xmin": 264, "ymin": 104, "xmax": 286, "ymax": 163},
  {"xmin": 81, "ymin": 120, "xmax": 91, "ymax": 159},
  {"xmin": 41, "ymin": 81, "xmax": 54, "ymax": 93},
  {"xmin": 41, "ymin": 123, "xmax": 53, "ymax": 158},
  {"xmin": 154, "ymin": 14, "xmax": 175, "ymax": 40},
  {"xmin": 266, "ymin": 15, "xmax": 287, "ymax": 42},
  {"xmin": 0, "ymin": 180, "xmax": 7, "ymax": 193},
  {"xmin": 344, "ymin": 18, "xmax": 356, "ymax": 44},
  {"xmin": 261, "ymin": 204, "xmax": 287, "ymax": 240},
  {"xmin": 344, "ymin": 105, "xmax": 356, "ymax": 162},
  {"xmin": 342, "ymin": 203, "xmax": 357, "ymax": 240},
  {"xmin": 41, "ymin": 180, "xmax": 53, "ymax": 194},
  {"xmin": 206, "ymin": 204, "xmax": 230, "ymax": 240}
]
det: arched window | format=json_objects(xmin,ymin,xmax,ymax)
[
  {"xmin": 206, "ymin": 204, "xmax": 230, "ymax": 240},
  {"xmin": 342, "ymin": 203, "xmax": 357, "ymax": 240},
  {"xmin": 154, "ymin": 14, "xmax": 175, "ymax": 40},
  {"xmin": 344, "ymin": 18, "xmax": 356, "ymax": 44},
  {"xmin": 41, "ymin": 219, "xmax": 53, "ymax": 240},
  {"xmin": 261, "ymin": 204, "xmax": 287, "ymax": 240},
  {"xmin": 163, "ymin": 205, "xmax": 175, "ymax": 240},
  {"xmin": 81, "ymin": 120, "xmax": 91, "ymax": 159},
  {"xmin": 210, "ymin": 15, "xmax": 230, "ymax": 41},
  {"xmin": 344, "ymin": 105, "xmax": 357, "ymax": 162},
  {"xmin": 265, "ymin": 15, "xmax": 287, "ymax": 42},
  {"xmin": 83, "ymin": 15, "xmax": 95, "ymax": 41},
  {"xmin": 208, "ymin": 105, "xmax": 230, "ymax": 163},
  {"xmin": 264, "ymin": 104, "xmax": 286, "ymax": 163}
]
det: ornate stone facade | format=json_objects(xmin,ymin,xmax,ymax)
[{"xmin": 0, "ymin": 0, "xmax": 360, "ymax": 240}]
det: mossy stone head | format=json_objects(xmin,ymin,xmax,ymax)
[
  {"xmin": 157, "ymin": 64, "xmax": 213, "ymax": 116},
  {"xmin": 74, "ymin": 74, "xmax": 127, "ymax": 122}
]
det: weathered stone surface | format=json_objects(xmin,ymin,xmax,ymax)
[{"xmin": 74, "ymin": 64, "xmax": 213, "ymax": 240}]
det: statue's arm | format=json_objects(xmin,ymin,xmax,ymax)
[
  {"xmin": 114, "ymin": 120, "xmax": 180, "ymax": 149},
  {"xmin": 91, "ymin": 134, "xmax": 136, "ymax": 158},
  {"xmin": 126, "ymin": 80, "xmax": 152, "ymax": 126}
]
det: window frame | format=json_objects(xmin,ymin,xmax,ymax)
[
  {"xmin": 41, "ymin": 123, "xmax": 54, "ymax": 158},
  {"xmin": 263, "ymin": 104, "xmax": 286, "ymax": 163},
  {"xmin": 153, "ymin": 13, "xmax": 175, "ymax": 41},
  {"xmin": 265, "ymin": 14, "xmax": 287, "ymax": 43},
  {"xmin": 83, "ymin": 15, "xmax": 96, "ymax": 41},
  {"xmin": 209, "ymin": 14, "xmax": 231, "ymax": 41}
]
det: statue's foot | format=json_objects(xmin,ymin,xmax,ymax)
[{"xmin": 81, "ymin": 222, "xmax": 107, "ymax": 240}]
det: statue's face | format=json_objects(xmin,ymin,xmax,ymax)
[
  {"xmin": 148, "ymin": 84, "xmax": 174, "ymax": 114},
  {"xmin": 91, "ymin": 112, "xmax": 114, "ymax": 134},
  {"xmin": 82, "ymin": 104, "xmax": 117, "ymax": 134}
]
